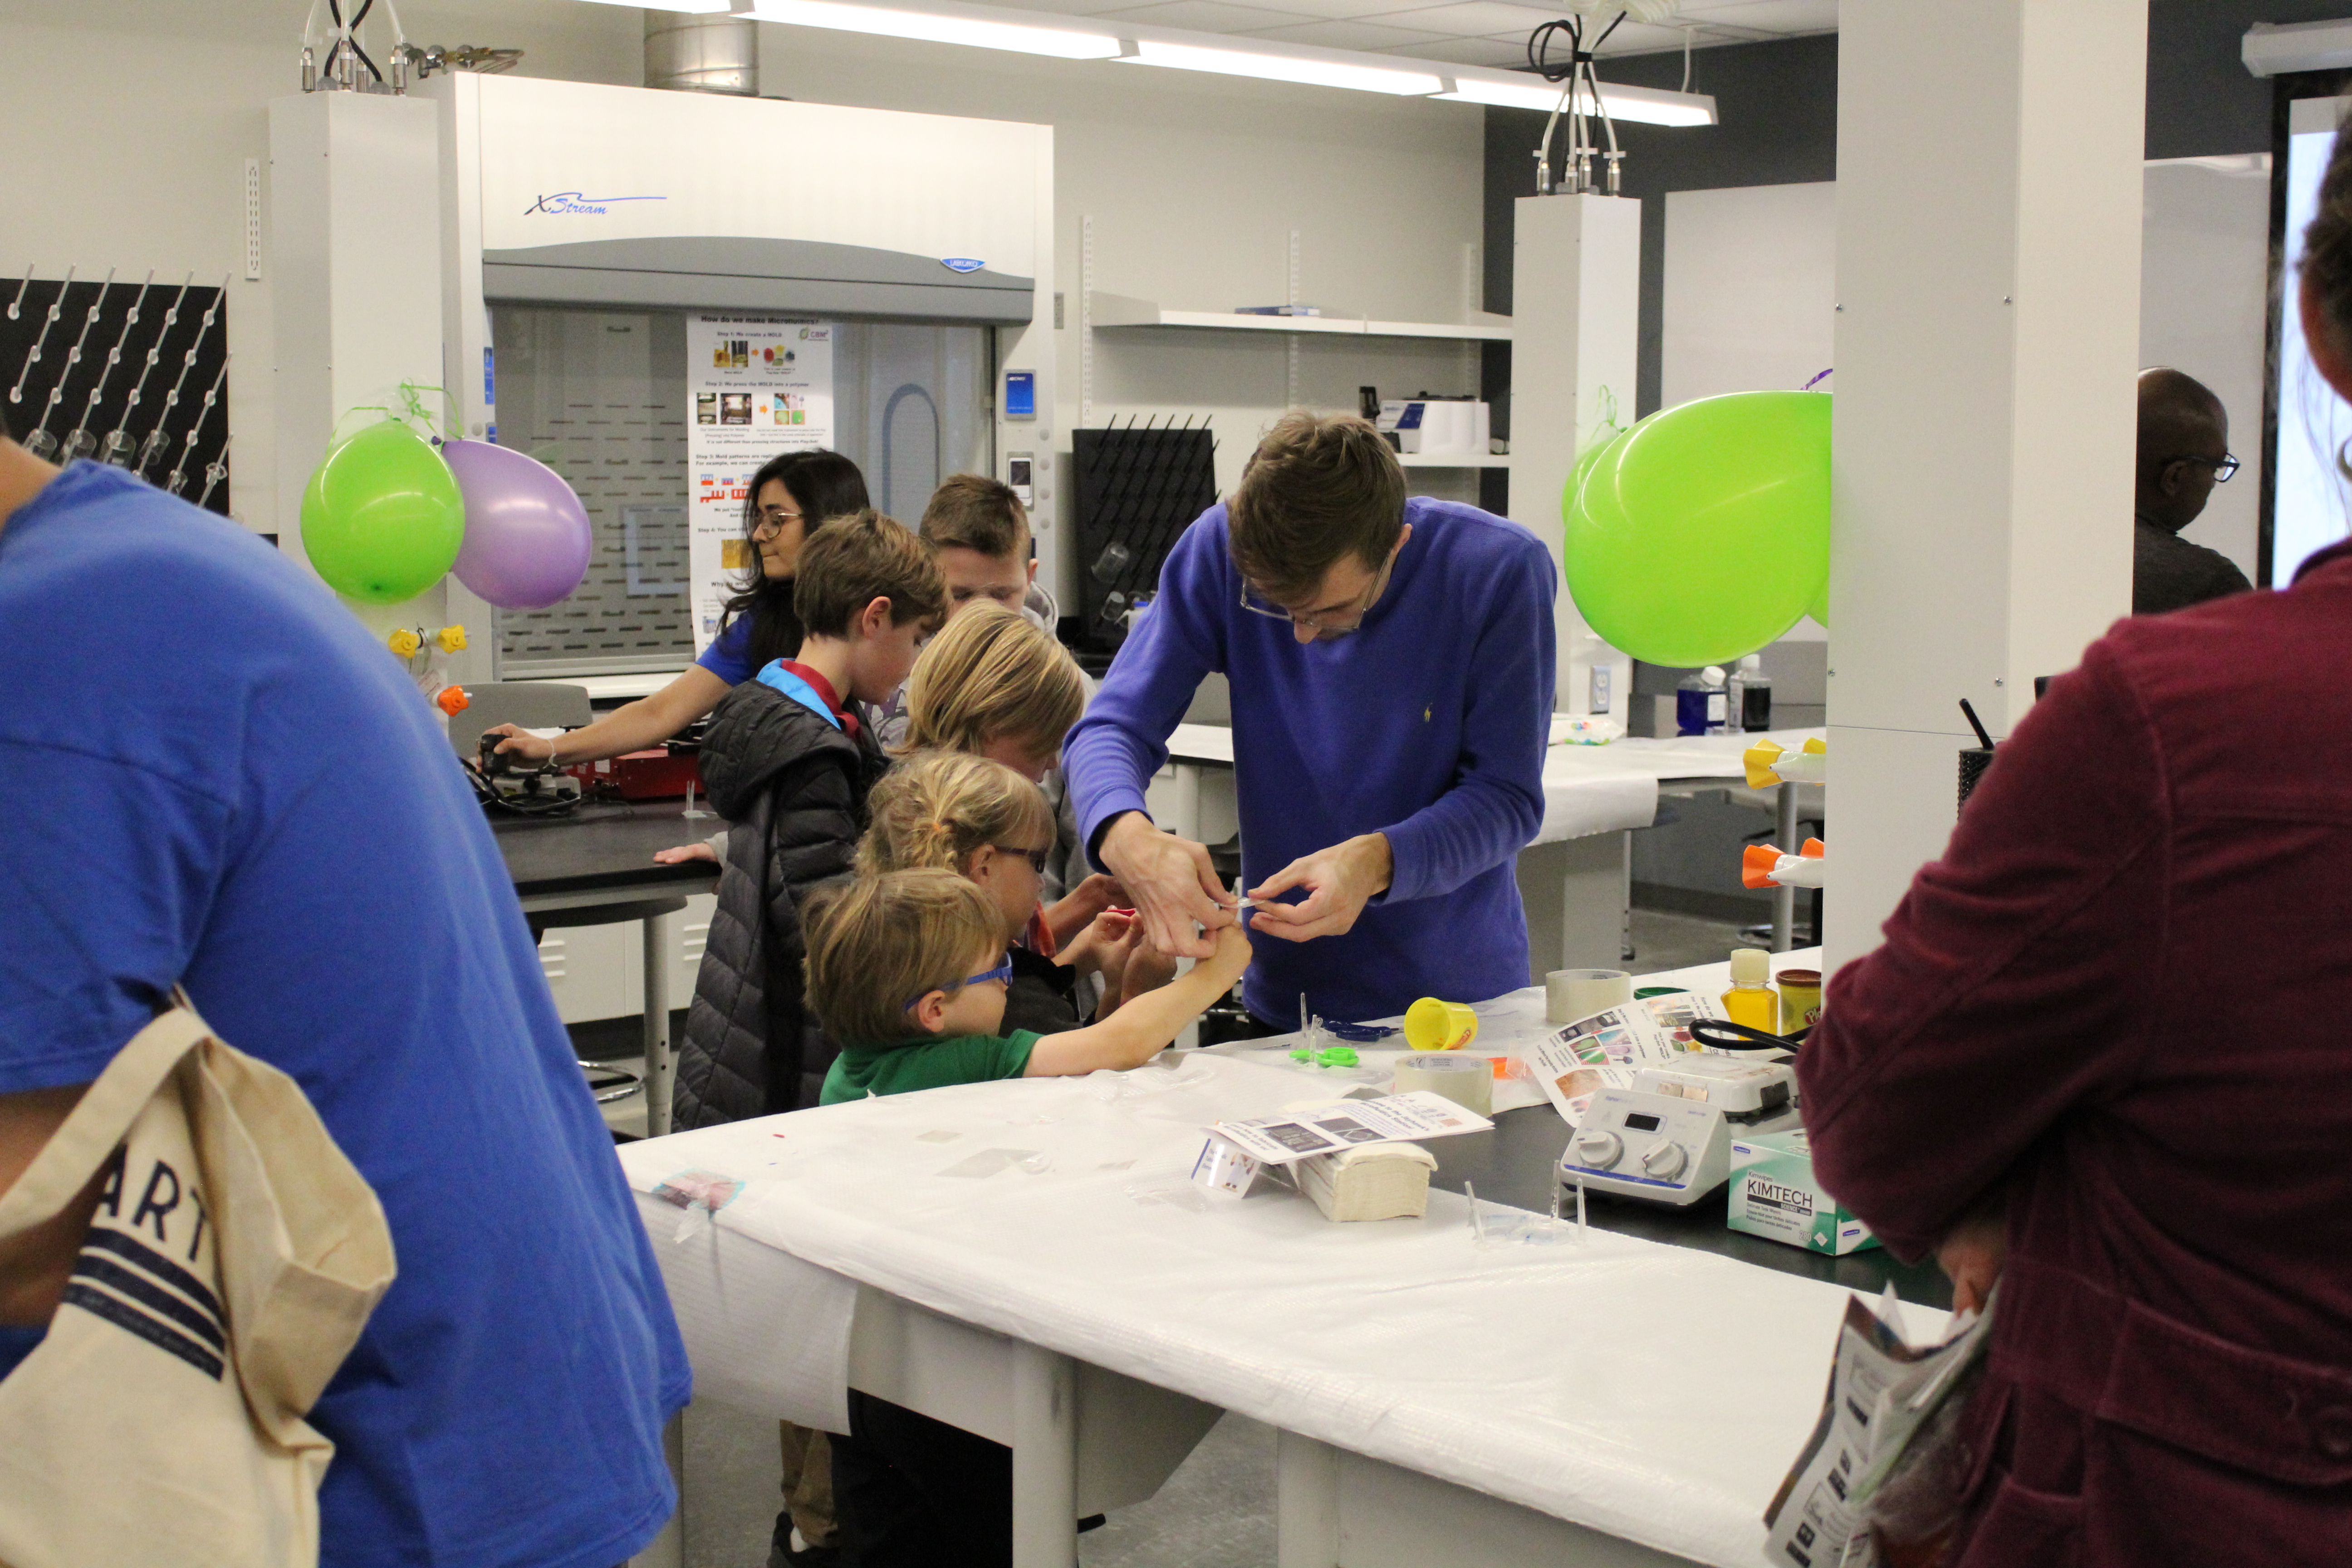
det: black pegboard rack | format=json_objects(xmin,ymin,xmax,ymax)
[
  {"xmin": 0, "ymin": 270, "xmax": 232, "ymax": 514},
  {"xmin": 1072, "ymin": 417, "xmax": 1219, "ymax": 656}
]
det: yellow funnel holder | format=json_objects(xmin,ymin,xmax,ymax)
[{"xmin": 1402, "ymin": 998, "xmax": 1479, "ymax": 1052}]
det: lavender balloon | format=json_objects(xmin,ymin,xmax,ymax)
[{"xmin": 442, "ymin": 439, "xmax": 593, "ymax": 610}]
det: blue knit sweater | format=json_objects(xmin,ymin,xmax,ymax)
[{"xmin": 1064, "ymin": 497, "xmax": 1556, "ymax": 1023}]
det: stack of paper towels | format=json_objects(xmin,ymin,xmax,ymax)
[{"xmin": 1295, "ymin": 1142, "xmax": 1439, "ymax": 1222}]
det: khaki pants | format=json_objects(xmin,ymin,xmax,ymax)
[{"xmin": 779, "ymin": 1421, "xmax": 836, "ymax": 1548}]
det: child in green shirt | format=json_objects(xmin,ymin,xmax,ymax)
[{"xmin": 805, "ymin": 867, "xmax": 1251, "ymax": 1105}]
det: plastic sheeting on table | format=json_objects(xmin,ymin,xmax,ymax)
[
  {"xmin": 1530, "ymin": 727, "xmax": 1822, "ymax": 846},
  {"xmin": 617, "ymin": 1045, "xmax": 1919, "ymax": 1568}
]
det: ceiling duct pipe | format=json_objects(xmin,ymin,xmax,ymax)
[{"xmin": 645, "ymin": 12, "xmax": 759, "ymax": 95}]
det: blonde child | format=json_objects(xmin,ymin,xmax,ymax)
[
  {"xmin": 804, "ymin": 867, "xmax": 1250, "ymax": 1103},
  {"xmin": 804, "ymin": 867, "xmax": 1247, "ymax": 1561},
  {"xmin": 898, "ymin": 600, "xmax": 1115, "ymax": 946},
  {"xmin": 860, "ymin": 751, "xmax": 1152, "ymax": 1035}
]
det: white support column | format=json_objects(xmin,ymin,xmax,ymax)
[
  {"xmin": 1010, "ymin": 1342, "xmax": 1078, "ymax": 1568},
  {"xmin": 268, "ymin": 91, "xmax": 447, "ymax": 646},
  {"xmin": 1511, "ymin": 193, "xmax": 1640, "ymax": 720},
  {"xmin": 1274, "ymin": 1429, "xmax": 1341, "ymax": 1568},
  {"xmin": 1825, "ymin": 0, "xmax": 2146, "ymax": 973}
]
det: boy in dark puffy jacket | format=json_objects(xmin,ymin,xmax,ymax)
[{"xmin": 675, "ymin": 509, "xmax": 946, "ymax": 1128}]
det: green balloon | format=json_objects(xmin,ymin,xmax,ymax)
[
  {"xmin": 1561, "ymin": 422, "xmax": 1635, "ymax": 547},
  {"xmin": 300, "ymin": 420, "xmax": 466, "ymax": 605},
  {"xmin": 1808, "ymin": 575, "xmax": 1829, "ymax": 628},
  {"xmin": 1563, "ymin": 391, "xmax": 1830, "ymax": 667}
]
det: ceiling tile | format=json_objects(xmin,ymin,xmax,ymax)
[
  {"xmin": 1354, "ymin": 0, "xmax": 1560, "ymax": 39},
  {"xmin": 1387, "ymin": 34, "xmax": 1531, "ymax": 66},
  {"xmin": 959, "ymin": 0, "xmax": 1138, "ymax": 13},
  {"xmin": 1094, "ymin": 0, "xmax": 1322, "ymax": 30},
  {"xmin": 1678, "ymin": 0, "xmax": 1838, "ymax": 27},
  {"xmin": 1234, "ymin": 17, "xmax": 1451, "ymax": 49}
]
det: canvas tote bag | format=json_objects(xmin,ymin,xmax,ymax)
[{"xmin": 0, "ymin": 995, "xmax": 397, "ymax": 1568}]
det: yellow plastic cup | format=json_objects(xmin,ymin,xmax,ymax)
[{"xmin": 1402, "ymin": 997, "xmax": 1479, "ymax": 1052}]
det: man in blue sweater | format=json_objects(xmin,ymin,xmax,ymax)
[{"xmin": 1064, "ymin": 413, "xmax": 1556, "ymax": 1025}]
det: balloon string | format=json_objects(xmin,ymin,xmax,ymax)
[
  {"xmin": 397, "ymin": 381, "xmax": 458, "ymax": 439},
  {"xmin": 326, "ymin": 385, "xmax": 459, "ymax": 451},
  {"xmin": 1580, "ymin": 383, "xmax": 1624, "ymax": 455}
]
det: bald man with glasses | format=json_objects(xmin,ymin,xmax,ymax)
[
  {"xmin": 1063, "ymin": 412, "xmax": 1556, "ymax": 1032},
  {"xmin": 2135, "ymin": 367, "xmax": 2254, "ymax": 615}
]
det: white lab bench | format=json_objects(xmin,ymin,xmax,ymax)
[
  {"xmin": 619, "ymin": 950, "xmax": 1911, "ymax": 1568},
  {"xmin": 1147, "ymin": 721, "xmax": 1826, "ymax": 978}
]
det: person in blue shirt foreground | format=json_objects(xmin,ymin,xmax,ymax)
[
  {"xmin": 0, "ymin": 423, "xmax": 688, "ymax": 1568},
  {"xmin": 1063, "ymin": 412, "xmax": 1557, "ymax": 1027}
]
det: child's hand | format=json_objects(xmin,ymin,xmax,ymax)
[
  {"xmin": 1204, "ymin": 921, "xmax": 1253, "ymax": 987},
  {"xmin": 1121, "ymin": 935, "xmax": 1178, "ymax": 998},
  {"xmin": 1059, "ymin": 908, "xmax": 1137, "ymax": 978}
]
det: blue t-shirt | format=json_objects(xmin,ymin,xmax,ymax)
[
  {"xmin": 696, "ymin": 609, "xmax": 756, "ymax": 684},
  {"xmin": 0, "ymin": 466, "xmax": 690, "ymax": 1568}
]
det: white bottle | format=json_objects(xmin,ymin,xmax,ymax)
[{"xmin": 1701, "ymin": 665, "xmax": 1729, "ymax": 735}]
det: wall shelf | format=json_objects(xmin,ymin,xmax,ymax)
[
  {"xmin": 1090, "ymin": 292, "xmax": 1512, "ymax": 342},
  {"xmin": 1397, "ymin": 452, "xmax": 1511, "ymax": 468}
]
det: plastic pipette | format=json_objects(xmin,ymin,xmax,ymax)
[{"xmin": 137, "ymin": 274, "xmax": 228, "ymax": 479}]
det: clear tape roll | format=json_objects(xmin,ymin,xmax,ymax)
[{"xmin": 1392, "ymin": 1052, "xmax": 1494, "ymax": 1117}]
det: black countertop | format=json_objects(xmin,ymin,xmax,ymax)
[
  {"xmin": 491, "ymin": 799, "xmax": 724, "ymax": 900},
  {"xmin": 1425, "ymin": 1102, "xmax": 1952, "ymax": 1311}
]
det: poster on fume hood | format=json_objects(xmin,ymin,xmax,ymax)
[{"xmin": 685, "ymin": 315, "xmax": 835, "ymax": 654}]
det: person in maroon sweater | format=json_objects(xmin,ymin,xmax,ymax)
[{"xmin": 1798, "ymin": 131, "xmax": 2352, "ymax": 1565}]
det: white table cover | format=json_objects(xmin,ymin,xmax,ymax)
[{"xmin": 617, "ymin": 997, "xmax": 1903, "ymax": 1568}]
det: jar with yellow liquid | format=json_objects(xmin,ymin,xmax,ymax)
[{"xmin": 1720, "ymin": 949, "xmax": 1779, "ymax": 1032}]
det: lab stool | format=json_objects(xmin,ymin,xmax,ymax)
[{"xmin": 528, "ymin": 894, "xmax": 689, "ymax": 1132}]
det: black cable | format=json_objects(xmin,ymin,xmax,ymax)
[
  {"xmin": 1527, "ymin": 16, "xmax": 1580, "ymax": 82},
  {"xmin": 463, "ymin": 756, "xmax": 583, "ymax": 817},
  {"xmin": 1688, "ymin": 1017, "xmax": 1807, "ymax": 1054}
]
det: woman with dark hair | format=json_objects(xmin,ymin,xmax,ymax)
[
  {"xmin": 1796, "ymin": 123, "xmax": 2352, "ymax": 1566},
  {"xmin": 486, "ymin": 448, "xmax": 870, "ymax": 768}
]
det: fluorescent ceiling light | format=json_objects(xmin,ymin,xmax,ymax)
[
  {"xmin": 1122, "ymin": 39, "xmax": 1442, "ymax": 96},
  {"xmin": 579, "ymin": 0, "xmax": 731, "ymax": 11},
  {"xmin": 748, "ymin": 0, "xmax": 1124, "ymax": 59},
  {"xmin": 2244, "ymin": 20, "xmax": 2352, "ymax": 78},
  {"xmin": 1437, "ymin": 75, "xmax": 1716, "ymax": 127}
]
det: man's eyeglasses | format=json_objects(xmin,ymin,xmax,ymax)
[
  {"xmin": 2169, "ymin": 453, "xmax": 2241, "ymax": 483},
  {"xmin": 1237, "ymin": 553, "xmax": 1396, "ymax": 638},
  {"xmin": 992, "ymin": 844, "xmax": 1050, "ymax": 873},
  {"xmin": 904, "ymin": 953, "xmax": 1013, "ymax": 1011}
]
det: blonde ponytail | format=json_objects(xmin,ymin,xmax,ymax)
[{"xmin": 858, "ymin": 750, "xmax": 1055, "ymax": 877}]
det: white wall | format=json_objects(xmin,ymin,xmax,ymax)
[
  {"xmin": 2141, "ymin": 153, "xmax": 2269, "ymax": 578},
  {"xmin": 1661, "ymin": 161, "xmax": 2270, "ymax": 585},
  {"xmin": 751, "ymin": 26, "xmax": 1489, "ymax": 551},
  {"xmin": 0, "ymin": 0, "xmax": 645, "ymax": 539},
  {"xmin": 0, "ymin": 1, "xmax": 1490, "ymax": 577}
]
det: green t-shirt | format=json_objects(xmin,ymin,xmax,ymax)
[{"xmin": 820, "ymin": 1030, "xmax": 1043, "ymax": 1105}]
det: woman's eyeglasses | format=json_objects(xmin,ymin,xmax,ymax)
[{"xmin": 751, "ymin": 507, "xmax": 802, "ymax": 539}]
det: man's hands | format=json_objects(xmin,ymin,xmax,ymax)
[
  {"xmin": 652, "ymin": 841, "xmax": 719, "ymax": 866},
  {"xmin": 1245, "ymin": 833, "xmax": 1393, "ymax": 944},
  {"xmin": 1098, "ymin": 813, "xmax": 1235, "ymax": 960},
  {"xmin": 1936, "ymin": 1202, "xmax": 2008, "ymax": 1316}
]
